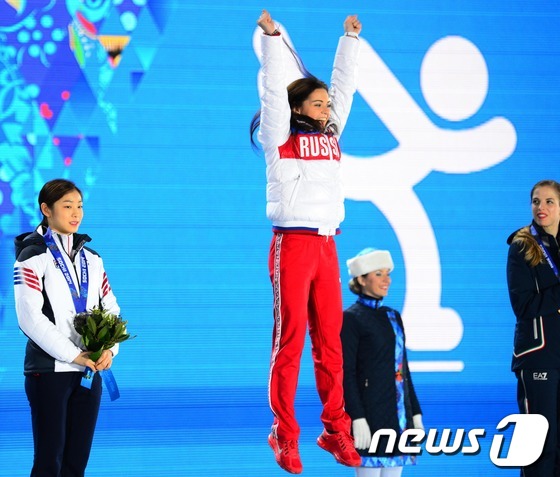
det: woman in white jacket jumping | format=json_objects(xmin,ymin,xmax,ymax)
[{"xmin": 251, "ymin": 9, "xmax": 362, "ymax": 474}]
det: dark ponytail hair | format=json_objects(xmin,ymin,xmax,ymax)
[
  {"xmin": 250, "ymin": 37, "xmax": 333, "ymax": 150},
  {"xmin": 38, "ymin": 179, "xmax": 82, "ymax": 227},
  {"xmin": 348, "ymin": 277, "xmax": 363, "ymax": 295}
]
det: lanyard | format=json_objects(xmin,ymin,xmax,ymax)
[
  {"xmin": 44, "ymin": 228, "xmax": 89, "ymax": 312},
  {"xmin": 530, "ymin": 225, "xmax": 560, "ymax": 280}
]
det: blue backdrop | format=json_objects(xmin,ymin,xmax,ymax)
[{"xmin": 1, "ymin": 1, "xmax": 558, "ymax": 475}]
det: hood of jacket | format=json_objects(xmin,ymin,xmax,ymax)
[{"xmin": 14, "ymin": 227, "xmax": 91, "ymax": 261}]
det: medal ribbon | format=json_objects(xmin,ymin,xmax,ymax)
[
  {"xmin": 44, "ymin": 227, "xmax": 88, "ymax": 312},
  {"xmin": 530, "ymin": 225, "xmax": 559, "ymax": 280}
]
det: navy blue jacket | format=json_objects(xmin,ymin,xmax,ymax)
[{"xmin": 507, "ymin": 222, "xmax": 560, "ymax": 371}]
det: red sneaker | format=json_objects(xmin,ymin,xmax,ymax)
[
  {"xmin": 268, "ymin": 432, "xmax": 303, "ymax": 474},
  {"xmin": 317, "ymin": 429, "xmax": 362, "ymax": 467}
]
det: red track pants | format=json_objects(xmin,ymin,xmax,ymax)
[{"xmin": 268, "ymin": 232, "xmax": 351, "ymax": 441}]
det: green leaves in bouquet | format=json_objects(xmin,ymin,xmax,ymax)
[{"xmin": 74, "ymin": 307, "xmax": 136, "ymax": 361}]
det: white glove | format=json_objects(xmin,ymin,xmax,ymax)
[
  {"xmin": 413, "ymin": 414, "xmax": 424, "ymax": 431},
  {"xmin": 352, "ymin": 418, "xmax": 372, "ymax": 450}
]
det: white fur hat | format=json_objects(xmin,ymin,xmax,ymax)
[{"xmin": 346, "ymin": 248, "xmax": 394, "ymax": 277}]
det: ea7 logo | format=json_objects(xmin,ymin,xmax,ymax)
[{"xmin": 533, "ymin": 372, "xmax": 548, "ymax": 381}]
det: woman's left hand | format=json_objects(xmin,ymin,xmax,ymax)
[
  {"xmin": 413, "ymin": 414, "xmax": 424, "ymax": 431},
  {"xmin": 257, "ymin": 9, "xmax": 276, "ymax": 35},
  {"xmin": 95, "ymin": 349, "xmax": 114, "ymax": 371},
  {"xmin": 344, "ymin": 15, "xmax": 362, "ymax": 35}
]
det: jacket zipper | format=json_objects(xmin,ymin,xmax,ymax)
[
  {"xmin": 533, "ymin": 318, "xmax": 538, "ymax": 340},
  {"xmin": 535, "ymin": 278, "xmax": 540, "ymax": 294},
  {"xmin": 67, "ymin": 242, "xmax": 86, "ymax": 287},
  {"xmin": 288, "ymin": 174, "xmax": 302, "ymax": 207}
]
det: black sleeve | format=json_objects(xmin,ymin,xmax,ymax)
[
  {"xmin": 403, "ymin": 347, "xmax": 422, "ymax": 416},
  {"xmin": 507, "ymin": 242, "xmax": 560, "ymax": 321},
  {"xmin": 341, "ymin": 310, "xmax": 366, "ymax": 419}
]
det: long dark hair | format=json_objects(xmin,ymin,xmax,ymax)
[
  {"xmin": 38, "ymin": 179, "xmax": 82, "ymax": 227},
  {"xmin": 250, "ymin": 38, "xmax": 335, "ymax": 150}
]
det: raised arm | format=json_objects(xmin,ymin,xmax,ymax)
[
  {"xmin": 329, "ymin": 15, "xmax": 361, "ymax": 136},
  {"xmin": 256, "ymin": 10, "xmax": 292, "ymax": 152}
]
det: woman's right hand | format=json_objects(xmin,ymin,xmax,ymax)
[
  {"xmin": 257, "ymin": 9, "xmax": 276, "ymax": 35},
  {"xmin": 72, "ymin": 351, "xmax": 97, "ymax": 371},
  {"xmin": 343, "ymin": 15, "xmax": 362, "ymax": 35}
]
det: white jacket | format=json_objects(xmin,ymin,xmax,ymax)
[
  {"xmin": 14, "ymin": 227, "xmax": 120, "ymax": 374},
  {"xmin": 258, "ymin": 33, "xmax": 360, "ymax": 235}
]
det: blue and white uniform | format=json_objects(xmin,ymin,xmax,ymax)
[
  {"xmin": 14, "ymin": 226, "xmax": 120, "ymax": 373},
  {"xmin": 14, "ymin": 225, "xmax": 120, "ymax": 476}
]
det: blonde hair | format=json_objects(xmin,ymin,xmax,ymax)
[
  {"xmin": 513, "ymin": 179, "xmax": 560, "ymax": 267},
  {"xmin": 511, "ymin": 226, "xmax": 544, "ymax": 267}
]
